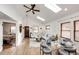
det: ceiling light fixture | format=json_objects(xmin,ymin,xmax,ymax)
[
  {"xmin": 64, "ymin": 8, "xmax": 68, "ymax": 11},
  {"xmin": 45, "ymin": 4, "xmax": 62, "ymax": 13},
  {"xmin": 37, "ymin": 16, "xmax": 45, "ymax": 21}
]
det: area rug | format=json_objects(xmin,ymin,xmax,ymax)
[{"xmin": 29, "ymin": 38, "xmax": 40, "ymax": 48}]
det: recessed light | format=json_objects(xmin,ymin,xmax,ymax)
[
  {"xmin": 45, "ymin": 4, "xmax": 62, "ymax": 13},
  {"xmin": 37, "ymin": 16, "xmax": 45, "ymax": 21},
  {"xmin": 64, "ymin": 8, "xmax": 68, "ymax": 11}
]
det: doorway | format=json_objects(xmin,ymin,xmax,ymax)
[
  {"xmin": 3, "ymin": 22, "xmax": 16, "ymax": 50},
  {"xmin": 24, "ymin": 26, "xmax": 29, "ymax": 38}
]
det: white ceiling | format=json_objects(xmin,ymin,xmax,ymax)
[
  {"xmin": 2, "ymin": 4, "xmax": 79, "ymax": 24},
  {"xmin": 0, "ymin": 11, "xmax": 15, "ymax": 21}
]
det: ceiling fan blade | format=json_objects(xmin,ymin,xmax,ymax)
[
  {"xmin": 23, "ymin": 5, "xmax": 31, "ymax": 9},
  {"xmin": 26, "ymin": 10, "xmax": 31, "ymax": 12},
  {"xmin": 31, "ymin": 4, "xmax": 35, "ymax": 7},
  {"xmin": 33, "ymin": 9, "xmax": 40, "ymax": 12},
  {"xmin": 32, "ymin": 11, "xmax": 35, "ymax": 14},
  {"xmin": 31, "ymin": 4, "xmax": 36, "ymax": 10}
]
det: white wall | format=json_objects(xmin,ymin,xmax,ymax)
[
  {"xmin": 27, "ymin": 17, "xmax": 43, "ymax": 27},
  {"xmin": 0, "ymin": 21, "xmax": 3, "ymax": 52},
  {"xmin": 16, "ymin": 21, "xmax": 23, "ymax": 46},
  {"xmin": 28, "ymin": 18, "xmax": 44, "ymax": 34},
  {"xmin": 45, "ymin": 21, "xmax": 59, "ymax": 36}
]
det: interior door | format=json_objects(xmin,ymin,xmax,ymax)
[{"xmin": 24, "ymin": 26, "xmax": 29, "ymax": 38}]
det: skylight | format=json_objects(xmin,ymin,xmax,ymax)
[
  {"xmin": 37, "ymin": 16, "xmax": 45, "ymax": 21},
  {"xmin": 45, "ymin": 4, "xmax": 62, "ymax": 13}
]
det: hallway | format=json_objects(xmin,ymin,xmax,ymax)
[{"xmin": 0, "ymin": 38, "xmax": 40, "ymax": 55}]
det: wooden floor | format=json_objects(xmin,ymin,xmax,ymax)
[
  {"xmin": 0, "ymin": 38, "xmax": 60, "ymax": 55},
  {"xmin": 0, "ymin": 38, "xmax": 40, "ymax": 55},
  {"xmin": 3, "ymin": 44, "xmax": 12, "ymax": 50}
]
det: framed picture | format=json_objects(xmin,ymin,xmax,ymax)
[
  {"xmin": 46, "ymin": 25, "xmax": 50, "ymax": 30},
  {"xmin": 19, "ymin": 24, "xmax": 22, "ymax": 33}
]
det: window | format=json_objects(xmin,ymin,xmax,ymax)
[
  {"xmin": 33, "ymin": 26, "xmax": 39, "ymax": 33},
  {"xmin": 46, "ymin": 25, "xmax": 50, "ymax": 30},
  {"xmin": 61, "ymin": 22, "xmax": 71, "ymax": 39},
  {"xmin": 74, "ymin": 20, "xmax": 79, "ymax": 42},
  {"xmin": 11, "ymin": 26, "xmax": 16, "ymax": 34}
]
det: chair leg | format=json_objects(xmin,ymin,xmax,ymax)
[
  {"xmin": 50, "ymin": 52, "xmax": 52, "ymax": 55},
  {"xmin": 40, "ymin": 49, "xmax": 41, "ymax": 55},
  {"xmin": 42, "ymin": 51, "xmax": 44, "ymax": 55}
]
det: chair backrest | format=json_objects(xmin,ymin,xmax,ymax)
[
  {"xmin": 46, "ymin": 39, "xmax": 51, "ymax": 46},
  {"xmin": 60, "ymin": 38, "xmax": 73, "ymax": 48}
]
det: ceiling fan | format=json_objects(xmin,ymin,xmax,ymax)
[{"xmin": 23, "ymin": 4, "xmax": 40, "ymax": 14}]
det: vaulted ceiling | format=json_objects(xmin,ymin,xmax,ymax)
[
  {"xmin": 0, "ymin": 4, "xmax": 79, "ymax": 24},
  {"xmin": 0, "ymin": 11, "xmax": 15, "ymax": 21}
]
